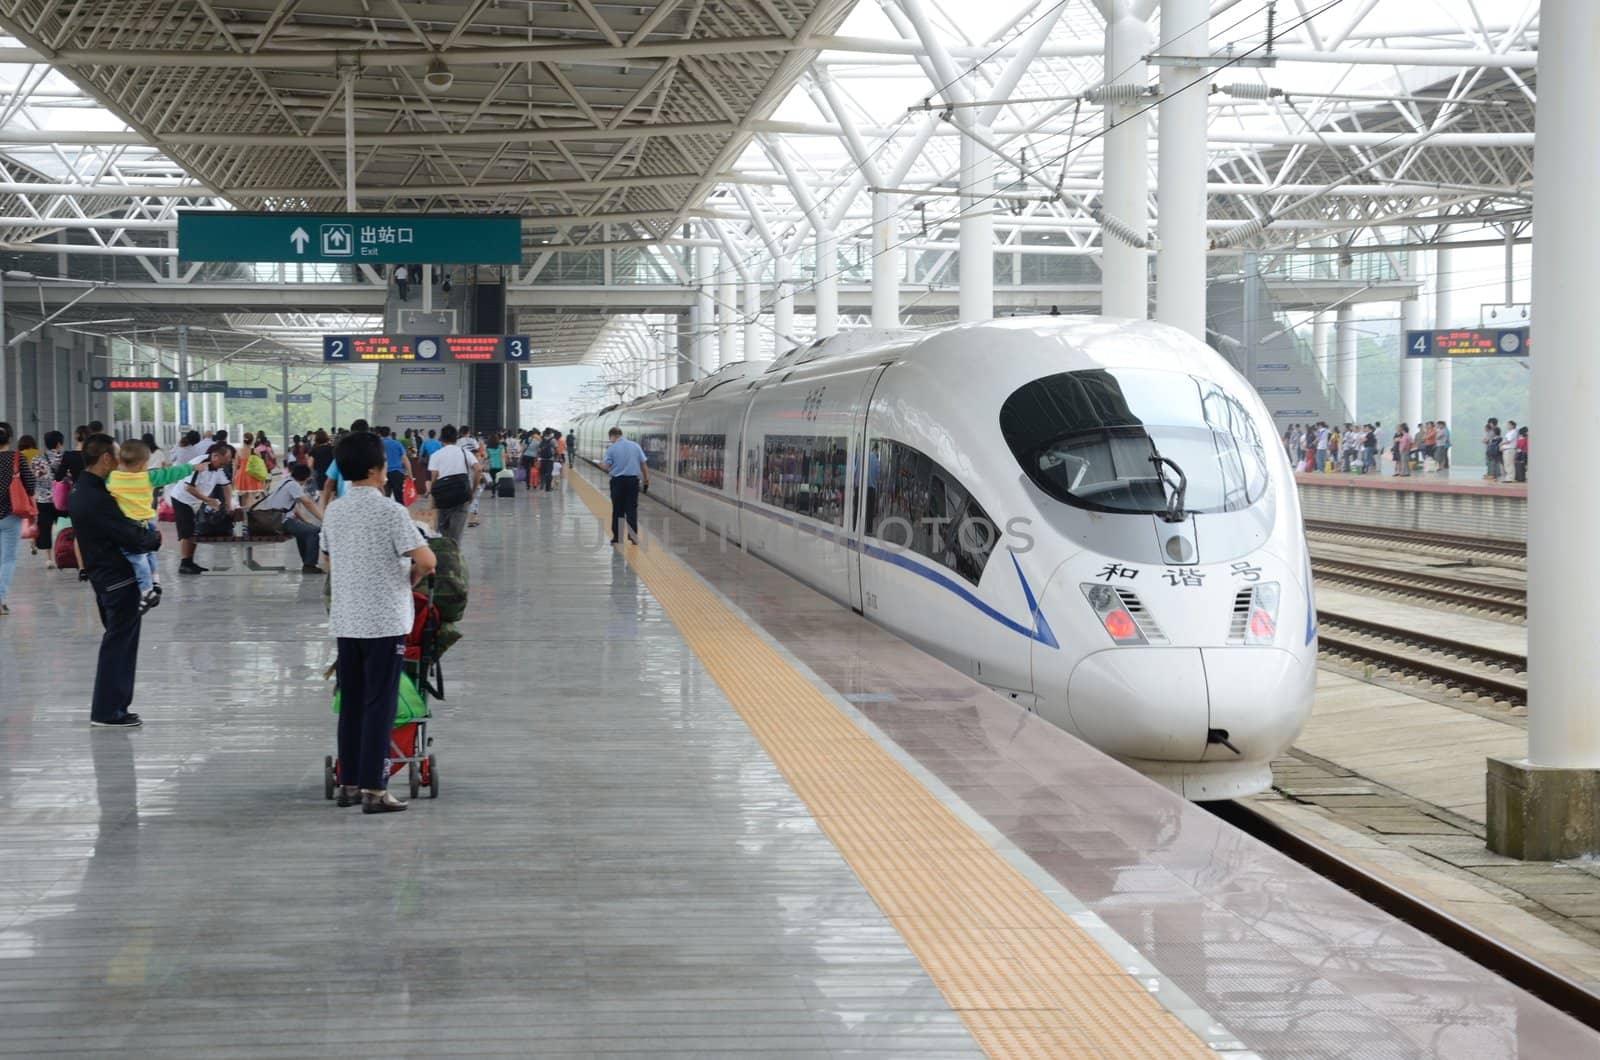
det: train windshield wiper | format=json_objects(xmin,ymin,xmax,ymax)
[{"xmin": 1148, "ymin": 453, "xmax": 1188, "ymax": 523}]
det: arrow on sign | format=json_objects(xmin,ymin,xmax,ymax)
[{"xmin": 290, "ymin": 227, "xmax": 310, "ymax": 254}]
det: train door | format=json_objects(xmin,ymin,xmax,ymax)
[{"xmin": 847, "ymin": 364, "xmax": 892, "ymax": 613}]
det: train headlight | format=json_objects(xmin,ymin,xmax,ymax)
[
  {"xmin": 1081, "ymin": 583, "xmax": 1147, "ymax": 645},
  {"xmin": 1246, "ymin": 582, "xmax": 1280, "ymax": 644}
]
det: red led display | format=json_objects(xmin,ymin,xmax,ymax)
[
  {"xmin": 444, "ymin": 335, "xmax": 500, "ymax": 361},
  {"xmin": 350, "ymin": 335, "xmax": 416, "ymax": 361}
]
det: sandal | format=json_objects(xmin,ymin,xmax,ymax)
[{"xmin": 362, "ymin": 790, "xmax": 408, "ymax": 814}]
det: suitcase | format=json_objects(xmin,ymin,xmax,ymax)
[{"xmin": 495, "ymin": 475, "xmax": 516, "ymax": 498}]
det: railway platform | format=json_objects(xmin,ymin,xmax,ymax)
[
  {"xmin": 1295, "ymin": 471, "xmax": 1526, "ymax": 542},
  {"xmin": 0, "ymin": 468, "xmax": 1595, "ymax": 1058}
]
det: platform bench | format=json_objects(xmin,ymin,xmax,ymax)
[{"xmin": 190, "ymin": 534, "xmax": 292, "ymax": 573}]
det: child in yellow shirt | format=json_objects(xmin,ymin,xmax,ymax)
[{"xmin": 108, "ymin": 439, "xmax": 205, "ymax": 612}]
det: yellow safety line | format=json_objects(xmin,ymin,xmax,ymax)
[{"xmin": 571, "ymin": 474, "xmax": 1212, "ymax": 1059}]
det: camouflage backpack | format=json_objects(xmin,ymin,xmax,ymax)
[{"xmin": 425, "ymin": 534, "xmax": 468, "ymax": 623}]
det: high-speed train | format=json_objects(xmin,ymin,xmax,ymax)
[{"xmin": 574, "ymin": 317, "xmax": 1316, "ymax": 799}]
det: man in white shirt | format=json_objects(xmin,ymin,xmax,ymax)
[
  {"xmin": 173, "ymin": 444, "xmax": 236, "ymax": 575},
  {"xmin": 256, "ymin": 464, "xmax": 325, "ymax": 572},
  {"xmin": 426, "ymin": 424, "xmax": 479, "ymax": 545},
  {"xmin": 321, "ymin": 431, "xmax": 435, "ymax": 813}
]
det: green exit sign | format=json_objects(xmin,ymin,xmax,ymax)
[{"xmin": 177, "ymin": 211, "xmax": 522, "ymax": 265}]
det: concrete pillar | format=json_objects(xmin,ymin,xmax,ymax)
[
  {"xmin": 1100, "ymin": 7, "xmax": 1153, "ymax": 319},
  {"xmin": 871, "ymin": 190, "xmax": 898, "ymax": 328},
  {"xmin": 1486, "ymin": 0, "xmax": 1600, "ymax": 861},
  {"xmin": 1434, "ymin": 246, "xmax": 1454, "ymax": 426},
  {"xmin": 774, "ymin": 256, "xmax": 795, "ymax": 354},
  {"xmin": 1399, "ymin": 295, "xmax": 1423, "ymax": 429},
  {"xmin": 676, "ymin": 313, "xmax": 694, "ymax": 386},
  {"xmin": 692, "ymin": 244, "xmax": 714, "ymax": 377},
  {"xmin": 1334, "ymin": 305, "xmax": 1357, "ymax": 422},
  {"xmin": 1155, "ymin": 0, "xmax": 1208, "ymax": 339},
  {"xmin": 718, "ymin": 257, "xmax": 738, "ymax": 367},
  {"xmin": 743, "ymin": 277, "xmax": 761, "ymax": 362},
  {"xmin": 957, "ymin": 132, "xmax": 994, "ymax": 323},
  {"xmin": 814, "ymin": 231, "xmax": 838, "ymax": 339}
]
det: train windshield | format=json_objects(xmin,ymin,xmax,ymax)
[{"xmin": 1000, "ymin": 368, "xmax": 1267, "ymax": 516}]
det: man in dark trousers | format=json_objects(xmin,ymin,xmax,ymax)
[
  {"xmin": 537, "ymin": 429, "xmax": 557, "ymax": 492},
  {"xmin": 600, "ymin": 426, "xmax": 649, "ymax": 545},
  {"xmin": 69, "ymin": 434, "xmax": 162, "ymax": 728}
]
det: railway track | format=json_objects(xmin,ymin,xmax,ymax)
[
  {"xmin": 1315, "ymin": 612, "xmax": 1526, "ymax": 708},
  {"xmin": 1209, "ymin": 799, "xmax": 1600, "ymax": 1032},
  {"xmin": 1305, "ymin": 519, "xmax": 1526, "ymax": 563},
  {"xmin": 1311, "ymin": 558, "xmax": 1525, "ymax": 620}
]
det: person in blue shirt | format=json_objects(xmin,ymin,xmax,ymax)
[
  {"xmin": 600, "ymin": 427, "xmax": 649, "ymax": 545},
  {"xmin": 322, "ymin": 419, "xmax": 371, "ymax": 501},
  {"xmin": 419, "ymin": 429, "xmax": 442, "ymax": 461},
  {"xmin": 376, "ymin": 425, "xmax": 412, "ymax": 504}
]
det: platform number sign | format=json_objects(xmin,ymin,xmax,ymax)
[
  {"xmin": 1412, "ymin": 333, "xmax": 1428, "ymax": 356},
  {"xmin": 323, "ymin": 335, "xmax": 351, "ymax": 362},
  {"xmin": 505, "ymin": 335, "xmax": 530, "ymax": 361}
]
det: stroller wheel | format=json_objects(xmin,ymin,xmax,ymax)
[
  {"xmin": 427, "ymin": 753, "xmax": 439, "ymax": 799},
  {"xmin": 323, "ymin": 755, "xmax": 335, "ymax": 801},
  {"xmin": 408, "ymin": 761, "xmax": 421, "ymax": 799}
]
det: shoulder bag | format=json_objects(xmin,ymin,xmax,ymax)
[
  {"xmin": 429, "ymin": 448, "xmax": 472, "ymax": 509},
  {"xmin": 6, "ymin": 453, "xmax": 38, "ymax": 519},
  {"xmin": 245, "ymin": 482, "xmax": 288, "ymax": 537}
]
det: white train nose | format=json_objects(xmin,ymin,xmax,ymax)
[
  {"xmin": 1064, "ymin": 648, "xmax": 1209, "ymax": 760},
  {"xmin": 1060, "ymin": 646, "xmax": 1313, "ymax": 766}
]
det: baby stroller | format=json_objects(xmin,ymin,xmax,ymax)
[{"xmin": 323, "ymin": 590, "xmax": 443, "ymax": 800}]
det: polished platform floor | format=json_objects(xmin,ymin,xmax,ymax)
[{"xmin": 0, "ymin": 470, "xmax": 1594, "ymax": 1058}]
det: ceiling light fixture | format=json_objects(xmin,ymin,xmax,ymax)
[{"xmin": 424, "ymin": 58, "xmax": 453, "ymax": 92}]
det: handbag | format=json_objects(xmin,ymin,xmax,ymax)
[
  {"xmin": 194, "ymin": 503, "xmax": 234, "ymax": 537},
  {"xmin": 51, "ymin": 477, "xmax": 69, "ymax": 510},
  {"xmin": 6, "ymin": 453, "xmax": 38, "ymax": 518},
  {"xmin": 246, "ymin": 482, "xmax": 288, "ymax": 536}
]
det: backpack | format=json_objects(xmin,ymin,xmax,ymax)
[
  {"xmin": 53, "ymin": 527, "xmax": 78, "ymax": 569},
  {"xmin": 423, "ymin": 535, "xmax": 468, "ymax": 623}
]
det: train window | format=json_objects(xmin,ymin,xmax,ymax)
[
  {"xmin": 761, "ymin": 434, "xmax": 848, "ymax": 526},
  {"xmin": 1000, "ymin": 368, "xmax": 1267, "ymax": 516},
  {"xmin": 638, "ymin": 432, "xmax": 671, "ymax": 476},
  {"xmin": 864, "ymin": 439, "xmax": 996, "ymax": 587},
  {"xmin": 675, "ymin": 433, "xmax": 726, "ymax": 490}
]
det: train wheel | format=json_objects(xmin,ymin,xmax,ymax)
[
  {"xmin": 428, "ymin": 753, "xmax": 439, "ymax": 799},
  {"xmin": 323, "ymin": 755, "xmax": 334, "ymax": 800}
]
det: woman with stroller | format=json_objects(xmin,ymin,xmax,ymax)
[{"xmin": 321, "ymin": 431, "xmax": 436, "ymax": 814}]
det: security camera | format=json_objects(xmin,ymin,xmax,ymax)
[{"xmin": 424, "ymin": 58, "xmax": 453, "ymax": 92}]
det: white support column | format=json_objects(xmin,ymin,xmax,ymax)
[
  {"xmin": 871, "ymin": 190, "xmax": 898, "ymax": 328},
  {"xmin": 1313, "ymin": 313, "xmax": 1331, "ymax": 386},
  {"xmin": 152, "ymin": 349, "xmax": 166, "ymax": 443},
  {"xmin": 1155, "ymin": 0, "xmax": 1209, "ymax": 339},
  {"xmin": 814, "ymin": 232, "xmax": 838, "ymax": 339},
  {"xmin": 718, "ymin": 256, "xmax": 738, "ymax": 367},
  {"xmin": 744, "ymin": 276, "xmax": 762, "ymax": 361},
  {"xmin": 1399, "ymin": 295, "xmax": 1424, "ymax": 428},
  {"xmin": 1100, "ymin": 4, "xmax": 1154, "ymax": 319},
  {"xmin": 1335, "ymin": 305, "xmax": 1357, "ymax": 421},
  {"xmin": 1433, "ymin": 245, "xmax": 1454, "ymax": 426},
  {"xmin": 774, "ymin": 256, "xmax": 795, "ymax": 353},
  {"xmin": 1490, "ymin": 0, "xmax": 1600, "ymax": 860},
  {"xmin": 693, "ymin": 244, "xmax": 714, "ymax": 377},
  {"xmin": 214, "ymin": 364, "xmax": 226, "ymax": 431},
  {"xmin": 958, "ymin": 133, "xmax": 994, "ymax": 323}
]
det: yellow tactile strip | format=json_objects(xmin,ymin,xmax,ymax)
[{"xmin": 571, "ymin": 475, "xmax": 1212, "ymax": 1059}]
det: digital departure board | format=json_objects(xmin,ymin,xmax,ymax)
[
  {"xmin": 1405, "ymin": 327, "xmax": 1530, "ymax": 358},
  {"xmin": 322, "ymin": 334, "xmax": 530, "ymax": 363},
  {"xmin": 91, "ymin": 376, "xmax": 178, "ymax": 392}
]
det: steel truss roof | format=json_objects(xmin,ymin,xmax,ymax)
[{"xmin": 0, "ymin": 0, "xmax": 1542, "ymax": 369}]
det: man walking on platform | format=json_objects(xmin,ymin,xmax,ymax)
[
  {"xmin": 600, "ymin": 427, "xmax": 649, "ymax": 545},
  {"xmin": 69, "ymin": 434, "xmax": 162, "ymax": 728},
  {"xmin": 377, "ymin": 426, "xmax": 411, "ymax": 504}
]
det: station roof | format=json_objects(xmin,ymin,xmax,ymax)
[{"xmin": 0, "ymin": 0, "xmax": 1538, "ymax": 366}]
